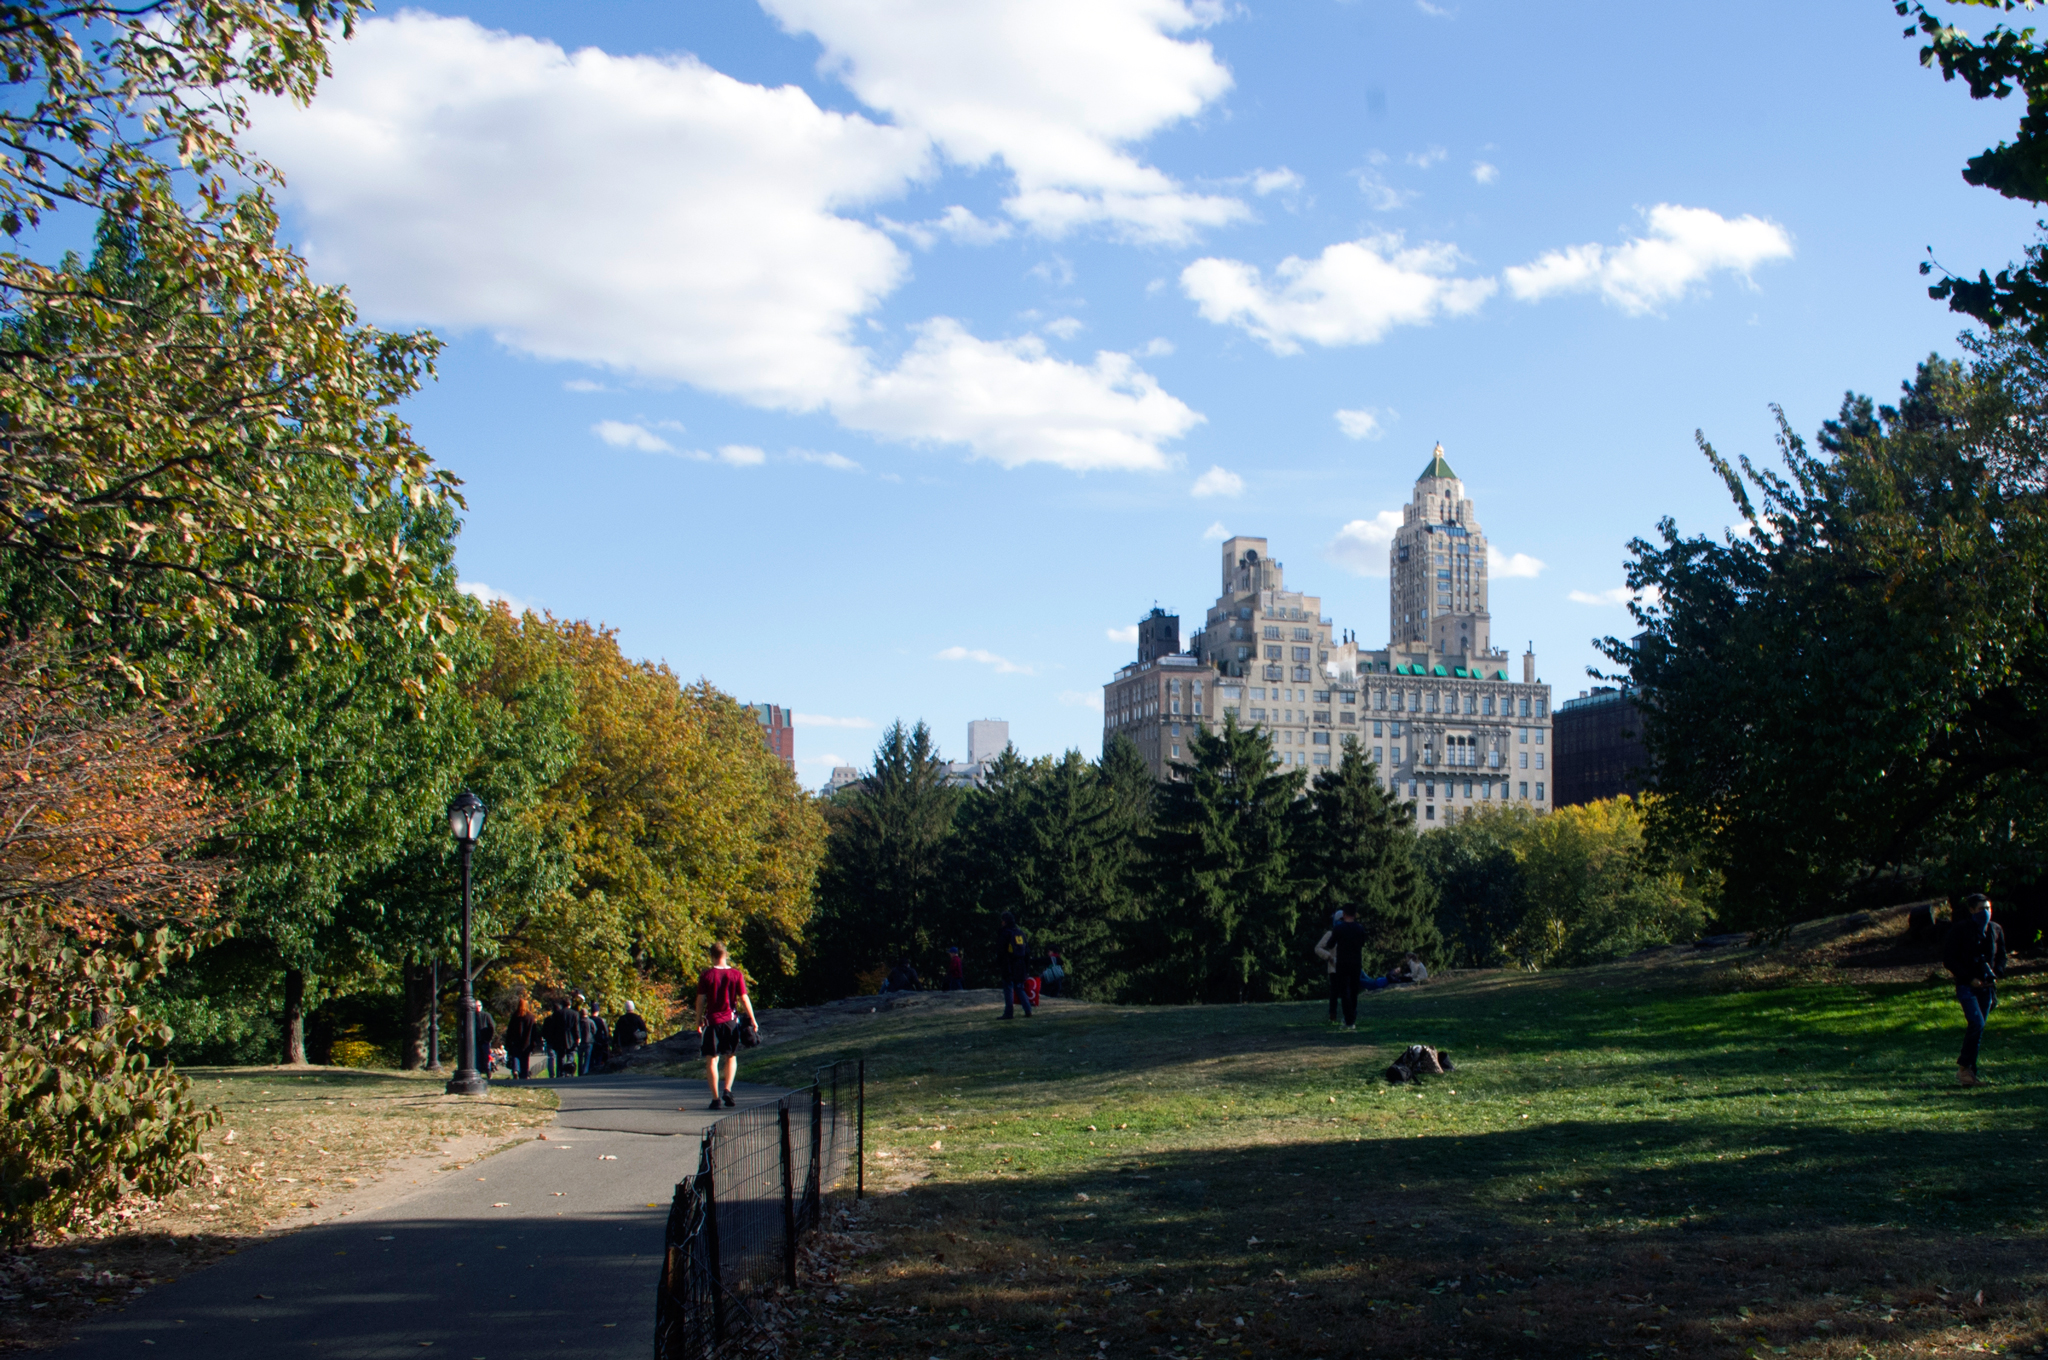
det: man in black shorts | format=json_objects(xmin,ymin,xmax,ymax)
[
  {"xmin": 696, "ymin": 943, "xmax": 759, "ymax": 1109},
  {"xmin": 1329, "ymin": 905, "xmax": 1368, "ymax": 1032}
]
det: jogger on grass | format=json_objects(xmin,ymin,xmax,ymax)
[
  {"xmin": 1944, "ymin": 893, "xmax": 2007, "ymax": 1086},
  {"xmin": 696, "ymin": 943, "xmax": 758, "ymax": 1110}
]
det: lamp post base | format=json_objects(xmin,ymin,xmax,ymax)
[{"xmin": 444, "ymin": 1067, "xmax": 489, "ymax": 1096}]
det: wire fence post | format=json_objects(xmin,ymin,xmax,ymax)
[
  {"xmin": 856, "ymin": 1058, "xmax": 865, "ymax": 1200},
  {"xmin": 778, "ymin": 1098, "xmax": 799, "ymax": 1288},
  {"xmin": 700, "ymin": 1135, "xmax": 728, "ymax": 1343},
  {"xmin": 807, "ymin": 1081, "xmax": 824, "ymax": 1225}
]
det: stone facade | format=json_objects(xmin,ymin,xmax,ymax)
[{"xmin": 1103, "ymin": 447, "xmax": 1553, "ymax": 824}]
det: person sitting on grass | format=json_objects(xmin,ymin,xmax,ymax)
[
  {"xmin": 883, "ymin": 957, "xmax": 921, "ymax": 993},
  {"xmin": 1390, "ymin": 952, "xmax": 1430, "ymax": 985}
]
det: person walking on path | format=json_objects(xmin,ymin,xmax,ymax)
[
  {"xmin": 999, "ymin": 913, "xmax": 1034, "ymax": 1019},
  {"xmin": 1313, "ymin": 921, "xmax": 1341, "ymax": 1022},
  {"xmin": 571, "ymin": 994, "xmax": 595, "ymax": 1076},
  {"xmin": 541, "ymin": 998, "xmax": 571, "ymax": 1079},
  {"xmin": 504, "ymin": 997, "xmax": 537, "ymax": 1080},
  {"xmin": 469, "ymin": 1000, "xmax": 497, "ymax": 1077},
  {"xmin": 1328, "ymin": 905, "xmax": 1369, "ymax": 1032},
  {"xmin": 1945, "ymin": 893, "xmax": 2008, "ymax": 1085},
  {"xmin": 613, "ymin": 999, "xmax": 649, "ymax": 1055},
  {"xmin": 589, "ymin": 1004, "xmax": 611, "ymax": 1073},
  {"xmin": 696, "ymin": 943, "xmax": 758, "ymax": 1109},
  {"xmin": 943, "ymin": 946, "xmax": 965, "ymax": 991}
]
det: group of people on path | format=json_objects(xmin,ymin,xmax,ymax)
[
  {"xmin": 1313, "ymin": 906, "xmax": 1429, "ymax": 1030},
  {"xmin": 486, "ymin": 993, "xmax": 651, "ymax": 1080}
]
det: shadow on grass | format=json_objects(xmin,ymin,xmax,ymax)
[{"xmin": 824, "ymin": 1115, "xmax": 2048, "ymax": 1359}]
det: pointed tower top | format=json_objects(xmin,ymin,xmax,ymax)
[{"xmin": 1419, "ymin": 442, "xmax": 1456, "ymax": 481}]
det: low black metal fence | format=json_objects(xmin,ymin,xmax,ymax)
[{"xmin": 655, "ymin": 1058, "xmax": 864, "ymax": 1359}]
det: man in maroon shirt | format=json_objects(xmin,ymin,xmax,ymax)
[{"xmin": 695, "ymin": 943, "xmax": 759, "ymax": 1109}]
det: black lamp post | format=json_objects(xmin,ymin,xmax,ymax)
[{"xmin": 444, "ymin": 791, "xmax": 489, "ymax": 1097}]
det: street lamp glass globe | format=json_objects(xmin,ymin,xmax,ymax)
[{"xmin": 446, "ymin": 791, "xmax": 487, "ymax": 845}]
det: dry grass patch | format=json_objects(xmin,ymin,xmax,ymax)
[{"xmin": 0, "ymin": 1065, "xmax": 556, "ymax": 1351}]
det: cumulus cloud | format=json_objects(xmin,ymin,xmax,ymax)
[
  {"xmin": 1182, "ymin": 235, "xmax": 1495, "ymax": 353},
  {"xmin": 1488, "ymin": 545, "xmax": 1546, "ymax": 578},
  {"xmin": 1202, "ymin": 520, "xmax": 1230, "ymax": 540},
  {"xmin": 1138, "ymin": 337, "xmax": 1175, "ymax": 357},
  {"xmin": 1405, "ymin": 146, "xmax": 1447, "ymax": 169},
  {"xmin": 1334, "ymin": 408, "xmax": 1383, "ymax": 440},
  {"xmin": 563, "ymin": 377, "xmax": 609, "ymax": 392},
  {"xmin": 717, "ymin": 444, "xmax": 767, "ymax": 467},
  {"xmin": 1569, "ymin": 584, "xmax": 1660, "ymax": 607},
  {"xmin": 795, "ymin": 713, "xmax": 878, "ymax": 728},
  {"xmin": 1327, "ymin": 510, "xmax": 1404, "ymax": 576},
  {"xmin": 1503, "ymin": 204, "xmax": 1794, "ymax": 314},
  {"xmin": 1044, "ymin": 316, "xmax": 1085, "ymax": 339},
  {"xmin": 1059, "ymin": 689, "xmax": 1105, "ymax": 710},
  {"xmin": 936, "ymin": 645, "xmax": 1035, "ymax": 674},
  {"xmin": 458, "ymin": 581, "xmax": 532, "ymax": 613},
  {"xmin": 760, "ymin": 0, "xmax": 1244, "ymax": 245},
  {"xmin": 1251, "ymin": 167, "xmax": 1303, "ymax": 195},
  {"xmin": 789, "ymin": 449, "xmax": 863, "ymax": 471},
  {"xmin": 593, "ymin": 419, "xmax": 675, "ymax": 454},
  {"xmin": 1107, "ymin": 624, "xmax": 1140, "ymax": 644},
  {"xmin": 1471, "ymin": 161, "xmax": 1498, "ymax": 185},
  {"xmin": 246, "ymin": 13, "xmax": 1201, "ymax": 474},
  {"xmin": 1190, "ymin": 464, "xmax": 1244, "ymax": 498}
]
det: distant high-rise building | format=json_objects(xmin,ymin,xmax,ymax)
[
  {"xmin": 968, "ymin": 719, "xmax": 1010, "ymax": 766},
  {"xmin": 1102, "ymin": 445, "xmax": 1553, "ymax": 825},
  {"xmin": 1553, "ymin": 687, "xmax": 1649, "ymax": 807},
  {"xmin": 823, "ymin": 765, "xmax": 862, "ymax": 797},
  {"xmin": 748, "ymin": 702, "xmax": 794, "ymax": 769}
]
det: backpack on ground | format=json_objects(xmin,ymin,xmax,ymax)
[{"xmin": 1384, "ymin": 1044, "xmax": 1454, "ymax": 1084}]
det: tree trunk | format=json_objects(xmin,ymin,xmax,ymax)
[
  {"xmin": 400, "ymin": 961, "xmax": 434, "ymax": 1070},
  {"xmin": 281, "ymin": 967, "xmax": 309, "ymax": 1065}
]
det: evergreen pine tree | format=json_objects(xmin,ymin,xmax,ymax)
[
  {"xmin": 1296, "ymin": 737, "xmax": 1442, "ymax": 970},
  {"xmin": 1137, "ymin": 714, "xmax": 1302, "ymax": 1004}
]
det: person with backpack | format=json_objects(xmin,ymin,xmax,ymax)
[
  {"xmin": 1041, "ymin": 949, "xmax": 1067, "ymax": 998},
  {"xmin": 696, "ymin": 943, "xmax": 758, "ymax": 1109},
  {"xmin": 1327, "ymin": 904, "xmax": 1369, "ymax": 1032},
  {"xmin": 1944, "ymin": 893, "xmax": 2008, "ymax": 1086},
  {"xmin": 999, "ymin": 912, "xmax": 1033, "ymax": 1019}
]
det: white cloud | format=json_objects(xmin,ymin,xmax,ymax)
[
  {"xmin": 1334, "ymin": 408, "xmax": 1383, "ymax": 440},
  {"xmin": 1044, "ymin": 316, "xmax": 1086, "ymax": 339},
  {"xmin": 1416, "ymin": 0, "xmax": 1455, "ymax": 15},
  {"xmin": 1202, "ymin": 520, "xmax": 1230, "ymax": 541},
  {"xmin": 457, "ymin": 580, "xmax": 531, "ymax": 613},
  {"xmin": 593, "ymin": 419, "xmax": 676, "ymax": 454},
  {"xmin": 717, "ymin": 444, "xmax": 767, "ymax": 467},
  {"xmin": 1488, "ymin": 545, "xmax": 1546, "ymax": 578},
  {"xmin": 1106, "ymin": 624, "xmax": 1140, "ymax": 644},
  {"xmin": 1502, "ymin": 204, "xmax": 1794, "ymax": 315},
  {"xmin": 789, "ymin": 449, "xmax": 863, "ymax": 471},
  {"xmin": 1182, "ymin": 235, "xmax": 1496, "ymax": 354},
  {"xmin": 247, "ymin": 14, "xmax": 1200, "ymax": 475},
  {"xmin": 1190, "ymin": 464, "xmax": 1244, "ymax": 498},
  {"xmin": 1251, "ymin": 167, "xmax": 1303, "ymax": 196},
  {"xmin": 1405, "ymin": 146, "xmax": 1446, "ymax": 169},
  {"xmin": 1471, "ymin": 161, "xmax": 1498, "ymax": 185},
  {"xmin": 1058, "ymin": 689, "xmax": 1105, "ymax": 710},
  {"xmin": 563, "ymin": 378, "xmax": 609, "ymax": 392},
  {"xmin": 795, "ymin": 713, "xmax": 878, "ymax": 728},
  {"xmin": 1138, "ymin": 337, "xmax": 1175, "ymax": 357},
  {"xmin": 1327, "ymin": 510, "xmax": 1403, "ymax": 576},
  {"xmin": 837, "ymin": 319, "xmax": 1201, "ymax": 471},
  {"xmin": 1569, "ymin": 584, "xmax": 1660, "ymax": 607},
  {"xmin": 935, "ymin": 645, "xmax": 1035, "ymax": 674},
  {"xmin": 759, "ymin": 0, "xmax": 1244, "ymax": 245},
  {"xmin": 1354, "ymin": 172, "xmax": 1416, "ymax": 212},
  {"xmin": 934, "ymin": 204, "xmax": 1014, "ymax": 244}
]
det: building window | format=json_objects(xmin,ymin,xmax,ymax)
[
  {"xmin": 1519, "ymin": 781, "xmax": 1529, "ymax": 799},
  {"xmin": 1519, "ymin": 752, "xmax": 1528, "ymax": 769},
  {"xmin": 1392, "ymin": 747, "xmax": 1402, "ymax": 763},
  {"xmin": 1171, "ymin": 723, "xmax": 1181, "ymax": 736},
  {"xmin": 1535, "ymin": 728, "xmax": 1545, "ymax": 745},
  {"xmin": 1193, "ymin": 700, "xmax": 1203, "ymax": 715},
  {"xmin": 1313, "ymin": 752, "xmax": 1331, "ymax": 766},
  {"xmin": 1536, "ymin": 698, "xmax": 1547, "ymax": 717},
  {"xmin": 1314, "ymin": 690, "xmax": 1331, "ymax": 703},
  {"xmin": 1535, "ymin": 753, "xmax": 1544, "ymax": 769},
  {"xmin": 1264, "ymin": 645, "xmax": 1281, "ymax": 660},
  {"xmin": 1263, "ymin": 626, "xmax": 1280, "ymax": 640},
  {"xmin": 1520, "ymin": 727, "xmax": 1529, "ymax": 743},
  {"xmin": 1481, "ymin": 781, "xmax": 1491, "ymax": 799},
  {"xmin": 1372, "ymin": 721, "xmax": 1383, "ymax": 737},
  {"xmin": 1463, "ymin": 781, "xmax": 1473, "ymax": 798},
  {"xmin": 1340, "ymin": 712, "xmax": 1354, "ymax": 724},
  {"xmin": 1293, "ymin": 627, "xmax": 1311, "ymax": 642},
  {"xmin": 1489, "ymin": 751, "xmax": 1500, "ymax": 768},
  {"xmin": 1535, "ymin": 782, "xmax": 1545, "ymax": 801},
  {"xmin": 1484, "ymin": 695, "xmax": 1496, "ymax": 715},
  {"xmin": 1428, "ymin": 693, "xmax": 1439, "ymax": 712},
  {"xmin": 1249, "ymin": 708, "xmax": 1266, "ymax": 720},
  {"xmin": 1409, "ymin": 780, "xmax": 1418, "ymax": 796},
  {"xmin": 1464, "ymin": 695, "xmax": 1475, "ymax": 714},
  {"xmin": 1172, "ymin": 744, "xmax": 1180, "ymax": 758},
  {"xmin": 1340, "ymin": 691, "xmax": 1356, "ymax": 705},
  {"xmin": 1373, "ymin": 745, "xmax": 1383, "ymax": 764},
  {"xmin": 1170, "ymin": 700, "xmax": 1180, "ymax": 714},
  {"xmin": 1312, "ymin": 731, "xmax": 1330, "ymax": 745},
  {"xmin": 1292, "ymin": 647, "xmax": 1311, "ymax": 662},
  {"xmin": 1390, "ymin": 722, "xmax": 1402, "ymax": 737},
  {"xmin": 1425, "ymin": 781, "xmax": 1436, "ymax": 798},
  {"xmin": 1520, "ymin": 697, "xmax": 1531, "ymax": 718},
  {"xmin": 1425, "ymin": 805, "xmax": 1435, "ymax": 820}
]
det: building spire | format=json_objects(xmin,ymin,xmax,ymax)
[{"xmin": 1419, "ymin": 442, "xmax": 1456, "ymax": 481}]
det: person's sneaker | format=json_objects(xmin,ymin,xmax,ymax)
[
  {"xmin": 1344, "ymin": 1024, "xmax": 1356, "ymax": 1031},
  {"xmin": 722, "ymin": 1092, "xmax": 737, "ymax": 1107},
  {"xmin": 1958, "ymin": 1065, "xmax": 1980, "ymax": 1086},
  {"xmin": 708, "ymin": 1098, "xmax": 723, "ymax": 1110}
]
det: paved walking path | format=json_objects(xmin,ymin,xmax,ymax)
[{"xmin": 58, "ymin": 1074, "xmax": 782, "ymax": 1360}]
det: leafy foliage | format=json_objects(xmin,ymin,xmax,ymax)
[
  {"xmin": 1293, "ymin": 738, "xmax": 1439, "ymax": 968},
  {"xmin": 1601, "ymin": 341, "xmax": 2048, "ymax": 926}
]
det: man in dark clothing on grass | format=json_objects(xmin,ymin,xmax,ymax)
[
  {"xmin": 999, "ymin": 912, "xmax": 1033, "ymax": 1019},
  {"xmin": 1328, "ymin": 905, "xmax": 1369, "ymax": 1032},
  {"xmin": 1944, "ymin": 892, "xmax": 2008, "ymax": 1086}
]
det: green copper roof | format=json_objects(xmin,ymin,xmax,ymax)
[{"xmin": 1419, "ymin": 443, "xmax": 1456, "ymax": 481}]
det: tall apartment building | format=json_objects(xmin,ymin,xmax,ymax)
[
  {"xmin": 968, "ymin": 719, "xmax": 1011, "ymax": 766},
  {"xmin": 1103, "ymin": 446, "xmax": 1553, "ymax": 825},
  {"xmin": 748, "ymin": 702, "xmax": 794, "ymax": 769},
  {"xmin": 1553, "ymin": 687, "xmax": 1649, "ymax": 807}
]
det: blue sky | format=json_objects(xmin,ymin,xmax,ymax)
[{"xmin": 237, "ymin": 1, "xmax": 2029, "ymax": 784}]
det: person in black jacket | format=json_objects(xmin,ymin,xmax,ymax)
[
  {"xmin": 1944, "ymin": 893, "xmax": 2009, "ymax": 1086},
  {"xmin": 540, "ymin": 999, "xmax": 571, "ymax": 1079},
  {"xmin": 999, "ymin": 913, "xmax": 1033, "ymax": 1019},
  {"xmin": 1327, "ymin": 905, "xmax": 1369, "ymax": 1031},
  {"xmin": 613, "ymin": 1000, "xmax": 650, "ymax": 1055}
]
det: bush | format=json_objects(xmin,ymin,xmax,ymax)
[{"xmin": 0, "ymin": 911, "xmax": 216, "ymax": 1243}]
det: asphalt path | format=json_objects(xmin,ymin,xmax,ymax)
[{"xmin": 58, "ymin": 1073, "xmax": 785, "ymax": 1360}]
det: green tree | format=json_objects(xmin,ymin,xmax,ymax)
[
  {"xmin": 1136, "ymin": 714, "xmax": 1301, "ymax": 1004},
  {"xmin": 1599, "ymin": 341, "xmax": 2048, "ymax": 929},
  {"xmin": 1294, "ymin": 738, "xmax": 1440, "ymax": 969},
  {"xmin": 1415, "ymin": 807, "xmax": 1535, "ymax": 968},
  {"xmin": 804, "ymin": 722, "xmax": 961, "ymax": 998}
]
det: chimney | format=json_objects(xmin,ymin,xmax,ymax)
[{"xmin": 1523, "ymin": 645, "xmax": 1536, "ymax": 684}]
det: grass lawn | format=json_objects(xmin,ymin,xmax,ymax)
[
  {"xmin": 0, "ymin": 1066, "xmax": 557, "ymax": 1350},
  {"xmin": 750, "ymin": 950, "xmax": 2048, "ymax": 1359}
]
